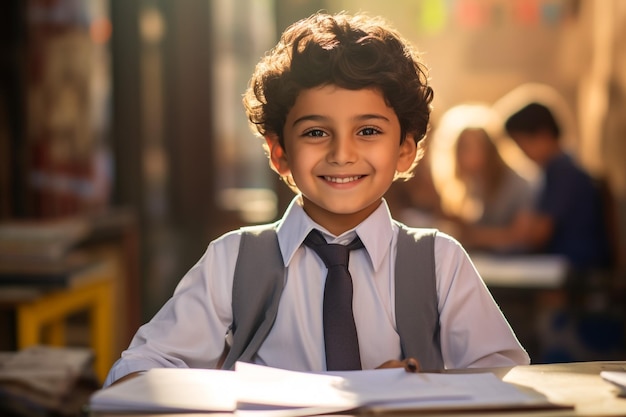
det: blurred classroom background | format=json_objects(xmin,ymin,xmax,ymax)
[{"xmin": 0, "ymin": 0, "xmax": 625, "ymax": 412}]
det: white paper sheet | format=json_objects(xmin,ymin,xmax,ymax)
[
  {"xmin": 89, "ymin": 368, "xmax": 237, "ymax": 412},
  {"xmin": 236, "ymin": 362, "xmax": 469, "ymax": 408},
  {"xmin": 89, "ymin": 362, "xmax": 555, "ymax": 415},
  {"xmin": 601, "ymin": 371, "xmax": 626, "ymax": 396}
]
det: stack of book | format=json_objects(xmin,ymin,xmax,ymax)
[{"xmin": 0, "ymin": 346, "xmax": 99, "ymax": 417}]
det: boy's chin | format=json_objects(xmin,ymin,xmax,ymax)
[{"xmin": 302, "ymin": 197, "xmax": 384, "ymax": 223}]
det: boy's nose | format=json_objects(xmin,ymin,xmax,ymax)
[{"xmin": 327, "ymin": 135, "xmax": 357, "ymax": 165}]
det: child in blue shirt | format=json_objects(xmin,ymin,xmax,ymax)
[
  {"xmin": 105, "ymin": 11, "xmax": 528, "ymax": 387},
  {"xmin": 460, "ymin": 101, "xmax": 611, "ymax": 269}
]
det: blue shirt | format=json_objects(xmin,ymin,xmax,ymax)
[{"xmin": 536, "ymin": 153, "xmax": 610, "ymax": 269}]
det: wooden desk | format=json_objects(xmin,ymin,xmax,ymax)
[
  {"xmin": 88, "ymin": 361, "xmax": 626, "ymax": 417},
  {"xmin": 443, "ymin": 361, "xmax": 626, "ymax": 417}
]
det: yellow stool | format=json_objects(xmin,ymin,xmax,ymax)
[{"xmin": 15, "ymin": 261, "xmax": 116, "ymax": 383}]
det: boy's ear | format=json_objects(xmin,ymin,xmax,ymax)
[
  {"xmin": 265, "ymin": 134, "xmax": 291, "ymax": 176},
  {"xmin": 396, "ymin": 135, "xmax": 418, "ymax": 172}
]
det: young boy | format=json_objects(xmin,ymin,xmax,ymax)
[{"xmin": 104, "ymin": 12, "xmax": 528, "ymax": 387}]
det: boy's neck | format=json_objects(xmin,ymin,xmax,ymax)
[
  {"xmin": 536, "ymin": 139, "xmax": 562, "ymax": 168},
  {"xmin": 301, "ymin": 196, "xmax": 383, "ymax": 236}
]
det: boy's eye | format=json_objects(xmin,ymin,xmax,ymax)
[
  {"xmin": 359, "ymin": 127, "xmax": 381, "ymax": 136},
  {"xmin": 303, "ymin": 129, "xmax": 327, "ymax": 137}
]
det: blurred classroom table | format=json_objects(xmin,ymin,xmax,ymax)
[
  {"xmin": 0, "ymin": 255, "xmax": 115, "ymax": 382},
  {"xmin": 472, "ymin": 253, "xmax": 569, "ymax": 289},
  {"xmin": 0, "ymin": 208, "xmax": 140, "ymax": 383},
  {"xmin": 472, "ymin": 253, "xmax": 625, "ymax": 364}
]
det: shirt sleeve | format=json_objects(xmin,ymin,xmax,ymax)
[
  {"xmin": 103, "ymin": 232, "xmax": 241, "ymax": 386},
  {"xmin": 435, "ymin": 233, "xmax": 530, "ymax": 369}
]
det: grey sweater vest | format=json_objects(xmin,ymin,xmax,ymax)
[{"xmin": 221, "ymin": 222, "xmax": 443, "ymax": 371}]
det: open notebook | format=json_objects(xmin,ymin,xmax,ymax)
[{"xmin": 89, "ymin": 362, "xmax": 569, "ymax": 415}]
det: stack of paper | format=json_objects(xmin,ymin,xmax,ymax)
[{"xmin": 89, "ymin": 362, "xmax": 564, "ymax": 415}]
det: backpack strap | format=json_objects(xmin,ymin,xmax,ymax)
[
  {"xmin": 394, "ymin": 223, "xmax": 443, "ymax": 371},
  {"xmin": 221, "ymin": 222, "xmax": 285, "ymax": 370}
]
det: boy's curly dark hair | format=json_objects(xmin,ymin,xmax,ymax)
[{"xmin": 243, "ymin": 12, "xmax": 433, "ymax": 163}]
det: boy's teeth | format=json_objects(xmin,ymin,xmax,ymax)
[{"xmin": 325, "ymin": 176, "xmax": 361, "ymax": 184}]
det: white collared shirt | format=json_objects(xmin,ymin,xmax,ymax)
[{"xmin": 105, "ymin": 196, "xmax": 529, "ymax": 386}]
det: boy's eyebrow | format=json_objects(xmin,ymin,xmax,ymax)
[{"xmin": 291, "ymin": 114, "xmax": 391, "ymax": 127}]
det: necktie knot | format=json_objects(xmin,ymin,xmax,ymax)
[{"xmin": 304, "ymin": 230, "xmax": 364, "ymax": 268}]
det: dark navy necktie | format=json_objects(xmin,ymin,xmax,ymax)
[{"xmin": 304, "ymin": 229, "xmax": 364, "ymax": 371}]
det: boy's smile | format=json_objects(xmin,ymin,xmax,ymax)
[{"xmin": 266, "ymin": 85, "xmax": 417, "ymax": 235}]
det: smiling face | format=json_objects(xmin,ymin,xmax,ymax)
[{"xmin": 265, "ymin": 85, "xmax": 417, "ymax": 235}]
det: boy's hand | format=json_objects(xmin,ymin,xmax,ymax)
[{"xmin": 375, "ymin": 357, "xmax": 420, "ymax": 373}]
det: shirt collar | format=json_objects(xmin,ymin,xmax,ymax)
[{"xmin": 276, "ymin": 195, "xmax": 394, "ymax": 272}]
